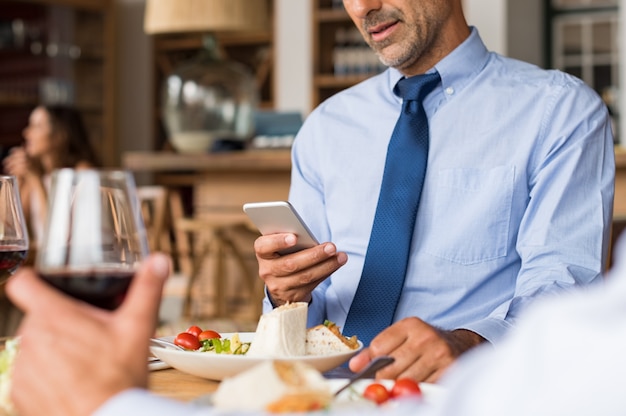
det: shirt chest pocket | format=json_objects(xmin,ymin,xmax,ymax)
[{"xmin": 423, "ymin": 166, "xmax": 515, "ymax": 265}]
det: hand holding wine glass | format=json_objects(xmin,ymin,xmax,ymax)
[
  {"xmin": 0, "ymin": 175, "xmax": 29, "ymax": 284},
  {"xmin": 36, "ymin": 169, "xmax": 149, "ymax": 310}
]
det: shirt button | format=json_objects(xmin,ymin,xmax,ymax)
[{"xmin": 445, "ymin": 87, "xmax": 455, "ymax": 95}]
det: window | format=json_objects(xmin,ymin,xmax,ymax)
[{"xmin": 550, "ymin": 0, "xmax": 619, "ymax": 141}]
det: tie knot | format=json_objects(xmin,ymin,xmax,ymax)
[{"xmin": 394, "ymin": 72, "xmax": 441, "ymax": 102}]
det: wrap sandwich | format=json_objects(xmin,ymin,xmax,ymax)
[{"xmin": 246, "ymin": 302, "xmax": 308, "ymax": 357}]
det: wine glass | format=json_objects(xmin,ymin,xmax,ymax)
[
  {"xmin": 0, "ymin": 175, "xmax": 29, "ymax": 284},
  {"xmin": 36, "ymin": 169, "xmax": 149, "ymax": 310}
]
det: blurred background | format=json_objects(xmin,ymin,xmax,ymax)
[
  {"xmin": 0, "ymin": 0, "xmax": 623, "ymax": 335},
  {"xmin": 0, "ymin": 0, "xmax": 621, "ymax": 164}
]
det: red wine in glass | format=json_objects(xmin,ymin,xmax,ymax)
[
  {"xmin": 39, "ymin": 269, "xmax": 135, "ymax": 311},
  {"xmin": 0, "ymin": 245, "xmax": 28, "ymax": 282},
  {"xmin": 36, "ymin": 169, "xmax": 148, "ymax": 310}
]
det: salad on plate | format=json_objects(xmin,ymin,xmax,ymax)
[{"xmin": 0, "ymin": 338, "xmax": 18, "ymax": 415}]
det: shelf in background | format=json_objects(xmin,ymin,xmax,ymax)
[
  {"xmin": 311, "ymin": 0, "xmax": 384, "ymax": 106},
  {"xmin": 0, "ymin": 0, "xmax": 116, "ymax": 165}
]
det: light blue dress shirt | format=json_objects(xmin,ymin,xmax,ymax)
[{"xmin": 264, "ymin": 28, "xmax": 615, "ymax": 344}]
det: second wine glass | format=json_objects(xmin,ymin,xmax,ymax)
[
  {"xmin": 0, "ymin": 175, "xmax": 29, "ymax": 284},
  {"xmin": 36, "ymin": 169, "xmax": 149, "ymax": 310}
]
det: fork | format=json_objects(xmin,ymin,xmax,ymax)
[
  {"xmin": 333, "ymin": 356, "xmax": 395, "ymax": 396},
  {"xmin": 150, "ymin": 338, "xmax": 185, "ymax": 351}
]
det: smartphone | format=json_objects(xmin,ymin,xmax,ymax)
[{"xmin": 243, "ymin": 201, "xmax": 319, "ymax": 255}]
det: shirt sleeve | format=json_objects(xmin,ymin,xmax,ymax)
[
  {"xmin": 91, "ymin": 386, "xmax": 438, "ymax": 416},
  {"xmin": 462, "ymin": 76, "xmax": 615, "ymax": 342},
  {"xmin": 92, "ymin": 389, "xmax": 216, "ymax": 416}
]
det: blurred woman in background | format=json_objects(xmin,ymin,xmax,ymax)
[{"xmin": 3, "ymin": 104, "xmax": 100, "ymax": 247}]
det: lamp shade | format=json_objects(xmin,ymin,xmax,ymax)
[{"xmin": 144, "ymin": 0, "xmax": 269, "ymax": 34}]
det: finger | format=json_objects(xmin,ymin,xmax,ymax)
[
  {"xmin": 263, "ymin": 258, "xmax": 338, "ymax": 305},
  {"xmin": 348, "ymin": 348, "xmax": 372, "ymax": 373},
  {"xmin": 377, "ymin": 353, "xmax": 418, "ymax": 380},
  {"xmin": 6, "ymin": 267, "xmax": 77, "ymax": 315},
  {"xmin": 254, "ymin": 233, "xmax": 298, "ymax": 258},
  {"xmin": 268, "ymin": 246, "xmax": 345, "ymax": 279},
  {"xmin": 116, "ymin": 253, "xmax": 170, "ymax": 338},
  {"xmin": 300, "ymin": 246, "xmax": 347, "ymax": 277},
  {"xmin": 376, "ymin": 337, "xmax": 450, "ymax": 382},
  {"xmin": 3, "ymin": 158, "xmax": 15, "ymax": 170},
  {"xmin": 392, "ymin": 355, "xmax": 440, "ymax": 383},
  {"xmin": 423, "ymin": 365, "xmax": 450, "ymax": 383},
  {"xmin": 293, "ymin": 243, "xmax": 342, "ymax": 265},
  {"xmin": 366, "ymin": 326, "xmax": 406, "ymax": 360}
]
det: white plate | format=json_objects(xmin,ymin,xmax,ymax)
[
  {"xmin": 193, "ymin": 378, "xmax": 446, "ymax": 412},
  {"xmin": 331, "ymin": 379, "xmax": 446, "ymax": 407},
  {"xmin": 149, "ymin": 332, "xmax": 363, "ymax": 381}
]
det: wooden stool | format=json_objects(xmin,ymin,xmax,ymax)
[
  {"xmin": 173, "ymin": 213, "xmax": 262, "ymax": 321},
  {"xmin": 138, "ymin": 186, "xmax": 191, "ymax": 324},
  {"xmin": 137, "ymin": 185, "xmax": 172, "ymax": 254},
  {"xmin": 138, "ymin": 186, "xmax": 263, "ymax": 322}
]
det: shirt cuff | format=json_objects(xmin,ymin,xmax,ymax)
[
  {"xmin": 92, "ymin": 389, "xmax": 203, "ymax": 416},
  {"xmin": 460, "ymin": 317, "xmax": 513, "ymax": 345},
  {"xmin": 262, "ymin": 286, "xmax": 316, "ymax": 313},
  {"xmin": 306, "ymin": 290, "xmax": 326, "ymax": 327},
  {"xmin": 262, "ymin": 286, "xmax": 275, "ymax": 313}
]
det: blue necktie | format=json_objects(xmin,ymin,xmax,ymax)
[{"xmin": 343, "ymin": 72, "xmax": 441, "ymax": 347}]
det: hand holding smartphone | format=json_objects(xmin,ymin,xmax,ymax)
[{"xmin": 243, "ymin": 201, "xmax": 319, "ymax": 255}]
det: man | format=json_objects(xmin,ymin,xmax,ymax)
[{"xmin": 253, "ymin": 0, "xmax": 614, "ymax": 382}]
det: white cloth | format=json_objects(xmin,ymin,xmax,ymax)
[{"xmin": 430, "ymin": 235, "xmax": 626, "ymax": 416}]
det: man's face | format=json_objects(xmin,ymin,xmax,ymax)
[{"xmin": 343, "ymin": 0, "xmax": 454, "ymax": 72}]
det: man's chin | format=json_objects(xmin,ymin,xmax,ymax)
[{"xmin": 375, "ymin": 44, "xmax": 414, "ymax": 70}]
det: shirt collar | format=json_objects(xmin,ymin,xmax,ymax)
[{"xmin": 387, "ymin": 27, "xmax": 490, "ymax": 101}]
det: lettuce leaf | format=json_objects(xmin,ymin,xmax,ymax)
[{"xmin": 0, "ymin": 338, "xmax": 18, "ymax": 415}]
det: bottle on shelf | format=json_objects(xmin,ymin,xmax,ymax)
[
  {"xmin": 332, "ymin": 26, "xmax": 385, "ymax": 78},
  {"xmin": 333, "ymin": 27, "xmax": 347, "ymax": 76}
]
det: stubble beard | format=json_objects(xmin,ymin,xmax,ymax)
[
  {"xmin": 363, "ymin": 10, "xmax": 441, "ymax": 72},
  {"xmin": 371, "ymin": 31, "xmax": 426, "ymax": 71}
]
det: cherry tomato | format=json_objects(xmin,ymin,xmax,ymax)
[
  {"xmin": 185, "ymin": 325, "xmax": 203, "ymax": 337},
  {"xmin": 198, "ymin": 330, "xmax": 221, "ymax": 341},
  {"xmin": 174, "ymin": 332, "xmax": 201, "ymax": 350},
  {"xmin": 390, "ymin": 378, "xmax": 422, "ymax": 399},
  {"xmin": 363, "ymin": 383, "xmax": 390, "ymax": 405}
]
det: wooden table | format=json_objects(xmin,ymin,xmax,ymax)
[
  {"xmin": 149, "ymin": 368, "xmax": 219, "ymax": 402},
  {"xmin": 147, "ymin": 365, "xmax": 354, "ymax": 402},
  {"xmin": 122, "ymin": 150, "xmax": 292, "ymax": 216}
]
